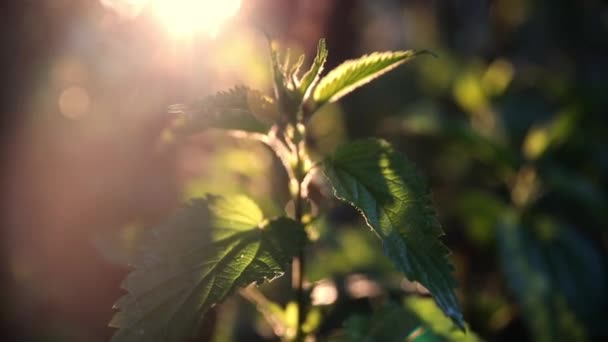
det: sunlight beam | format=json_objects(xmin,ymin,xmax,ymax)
[{"xmin": 151, "ymin": 0, "xmax": 241, "ymax": 38}]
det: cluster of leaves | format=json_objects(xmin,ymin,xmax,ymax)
[{"xmin": 109, "ymin": 38, "xmax": 464, "ymax": 341}]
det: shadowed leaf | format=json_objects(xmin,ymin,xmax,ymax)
[{"xmin": 322, "ymin": 139, "xmax": 464, "ymax": 329}]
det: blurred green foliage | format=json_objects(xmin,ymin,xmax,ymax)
[
  {"xmin": 343, "ymin": 298, "xmax": 481, "ymax": 342},
  {"xmin": 301, "ymin": 0, "xmax": 608, "ymax": 340}
]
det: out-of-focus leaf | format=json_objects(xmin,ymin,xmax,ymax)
[
  {"xmin": 313, "ymin": 50, "xmax": 428, "ymax": 108},
  {"xmin": 398, "ymin": 111, "xmax": 520, "ymax": 179},
  {"xmin": 345, "ymin": 298, "xmax": 480, "ymax": 342},
  {"xmin": 170, "ymin": 86, "xmax": 275, "ymax": 135},
  {"xmin": 522, "ymin": 106, "xmax": 579, "ymax": 160},
  {"xmin": 448, "ymin": 124, "xmax": 520, "ymax": 177},
  {"xmin": 299, "ymin": 38, "xmax": 328, "ymax": 99},
  {"xmin": 404, "ymin": 297, "xmax": 481, "ymax": 341},
  {"xmin": 498, "ymin": 214, "xmax": 608, "ymax": 342},
  {"xmin": 109, "ymin": 195, "xmax": 306, "ymax": 342},
  {"xmin": 543, "ymin": 165, "xmax": 608, "ymax": 225},
  {"xmin": 306, "ymin": 226, "xmax": 393, "ymax": 281},
  {"xmin": 453, "ymin": 72, "xmax": 489, "ymax": 113},
  {"xmin": 455, "ymin": 191, "xmax": 507, "ymax": 246},
  {"xmin": 481, "ymin": 59, "xmax": 515, "ymax": 97},
  {"xmin": 345, "ymin": 302, "xmax": 419, "ymax": 342},
  {"xmin": 322, "ymin": 139, "xmax": 464, "ymax": 329}
]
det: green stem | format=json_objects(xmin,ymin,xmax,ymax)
[
  {"xmin": 292, "ymin": 136, "xmax": 306, "ymax": 342},
  {"xmin": 294, "ymin": 250, "xmax": 305, "ymax": 341}
]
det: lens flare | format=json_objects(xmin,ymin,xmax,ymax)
[{"xmin": 151, "ymin": 0, "xmax": 241, "ymax": 38}]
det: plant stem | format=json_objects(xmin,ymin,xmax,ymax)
[
  {"xmin": 292, "ymin": 137, "xmax": 306, "ymax": 342},
  {"xmin": 295, "ymin": 251, "xmax": 305, "ymax": 341}
]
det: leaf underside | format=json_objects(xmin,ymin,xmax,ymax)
[
  {"xmin": 109, "ymin": 195, "xmax": 306, "ymax": 342},
  {"xmin": 170, "ymin": 86, "xmax": 274, "ymax": 136},
  {"xmin": 322, "ymin": 139, "xmax": 464, "ymax": 329},
  {"xmin": 313, "ymin": 50, "xmax": 426, "ymax": 107}
]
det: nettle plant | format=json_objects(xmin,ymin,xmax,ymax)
[{"xmin": 109, "ymin": 39, "xmax": 464, "ymax": 341}]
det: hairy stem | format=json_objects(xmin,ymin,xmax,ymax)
[
  {"xmin": 236, "ymin": 122, "xmax": 308, "ymax": 341},
  {"xmin": 292, "ymin": 135, "xmax": 306, "ymax": 342}
]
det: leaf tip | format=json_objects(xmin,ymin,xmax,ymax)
[
  {"xmin": 317, "ymin": 38, "xmax": 328, "ymax": 55},
  {"xmin": 414, "ymin": 49, "xmax": 438, "ymax": 58},
  {"xmin": 448, "ymin": 310, "xmax": 466, "ymax": 332}
]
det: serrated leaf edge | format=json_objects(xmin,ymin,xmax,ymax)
[
  {"xmin": 321, "ymin": 139, "xmax": 464, "ymax": 330},
  {"xmin": 313, "ymin": 50, "xmax": 429, "ymax": 106}
]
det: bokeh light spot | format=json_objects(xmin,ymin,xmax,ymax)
[
  {"xmin": 59, "ymin": 86, "xmax": 90, "ymax": 119},
  {"xmin": 311, "ymin": 279, "xmax": 338, "ymax": 306}
]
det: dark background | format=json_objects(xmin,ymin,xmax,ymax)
[{"xmin": 1, "ymin": 0, "xmax": 608, "ymax": 341}]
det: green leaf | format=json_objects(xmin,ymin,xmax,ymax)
[
  {"xmin": 543, "ymin": 165, "xmax": 608, "ymax": 226},
  {"xmin": 399, "ymin": 111, "xmax": 520, "ymax": 176},
  {"xmin": 299, "ymin": 38, "xmax": 328, "ymax": 98},
  {"xmin": 401, "ymin": 297, "xmax": 480, "ymax": 341},
  {"xmin": 522, "ymin": 106, "xmax": 579, "ymax": 160},
  {"xmin": 455, "ymin": 191, "xmax": 506, "ymax": 246},
  {"xmin": 268, "ymin": 40, "xmax": 300, "ymax": 119},
  {"xmin": 288, "ymin": 54, "xmax": 306, "ymax": 85},
  {"xmin": 345, "ymin": 302, "xmax": 420, "ymax": 342},
  {"xmin": 109, "ymin": 195, "xmax": 306, "ymax": 342},
  {"xmin": 498, "ymin": 214, "xmax": 608, "ymax": 341},
  {"xmin": 322, "ymin": 139, "xmax": 464, "ymax": 329},
  {"xmin": 313, "ymin": 50, "xmax": 427, "ymax": 107},
  {"xmin": 345, "ymin": 298, "xmax": 480, "ymax": 342},
  {"xmin": 170, "ymin": 86, "xmax": 275, "ymax": 135}
]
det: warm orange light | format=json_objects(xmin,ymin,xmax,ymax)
[
  {"xmin": 59, "ymin": 86, "xmax": 90, "ymax": 119},
  {"xmin": 151, "ymin": 0, "xmax": 241, "ymax": 38}
]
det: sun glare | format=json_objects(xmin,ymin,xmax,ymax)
[{"xmin": 151, "ymin": 0, "xmax": 241, "ymax": 38}]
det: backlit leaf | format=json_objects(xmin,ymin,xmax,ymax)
[
  {"xmin": 170, "ymin": 86, "xmax": 275, "ymax": 135},
  {"xmin": 299, "ymin": 38, "xmax": 328, "ymax": 99},
  {"xmin": 313, "ymin": 50, "xmax": 427, "ymax": 107},
  {"xmin": 109, "ymin": 195, "xmax": 306, "ymax": 342}
]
